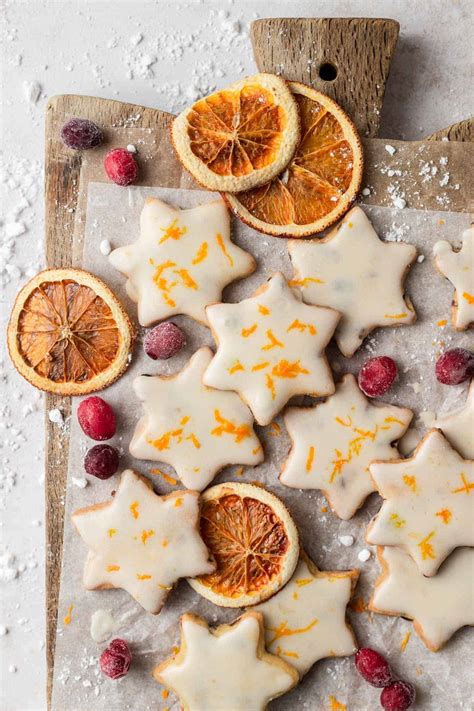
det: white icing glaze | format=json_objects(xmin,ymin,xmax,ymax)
[
  {"xmin": 72, "ymin": 470, "xmax": 215, "ymax": 613},
  {"xmin": 203, "ymin": 272, "xmax": 340, "ymax": 426},
  {"xmin": 367, "ymin": 429, "xmax": 474, "ymax": 576},
  {"xmin": 281, "ymin": 374, "xmax": 412, "ymax": 520},
  {"xmin": 288, "ymin": 206, "xmax": 417, "ymax": 357},
  {"xmin": 436, "ymin": 381, "xmax": 474, "ymax": 459},
  {"xmin": 90, "ymin": 609, "xmax": 116, "ymax": 643},
  {"xmin": 130, "ymin": 347, "xmax": 263, "ymax": 490},
  {"xmin": 109, "ymin": 197, "xmax": 255, "ymax": 326},
  {"xmin": 434, "ymin": 226, "xmax": 474, "ymax": 329}
]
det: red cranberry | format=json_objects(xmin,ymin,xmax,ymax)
[
  {"xmin": 144, "ymin": 322, "xmax": 186, "ymax": 360},
  {"xmin": 60, "ymin": 118, "xmax": 103, "ymax": 150},
  {"xmin": 77, "ymin": 396, "xmax": 116, "ymax": 441},
  {"xmin": 84, "ymin": 444, "xmax": 119, "ymax": 479},
  {"xmin": 355, "ymin": 648, "xmax": 393, "ymax": 688},
  {"xmin": 435, "ymin": 348, "xmax": 474, "ymax": 385},
  {"xmin": 99, "ymin": 639, "xmax": 132, "ymax": 680},
  {"xmin": 104, "ymin": 148, "xmax": 138, "ymax": 186},
  {"xmin": 358, "ymin": 357, "xmax": 398, "ymax": 398},
  {"xmin": 381, "ymin": 681, "xmax": 416, "ymax": 710}
]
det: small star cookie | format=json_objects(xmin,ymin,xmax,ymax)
[
  {"xmin": 203, "ymin": 272, "xmax": 340, "ymax": 426},
  {"xmin": 253, "ymin": 553, "xmax": 359, "ymax": 676},
  {"xmin": 153, "ymin": 611, "xmax": 299, "ymax": 711},
  {"xmin": 366, "ymin": 429, "xmax": 474, "ymax": 576},
  {"xmin": 130, "ymin": 347, "xmax": 263, "ymax": 490},
  {"xmin": 109, "ymin": 197, "xmax": 255, "ymax": 326},
  {"xmin": 436, "ymin": 380, "xmax": 474, "ymax": 459},
  {"xmin": 434, "ymin": 226, "xmax": 474, "ymax": 330},
  {"xmin": 280, "ymin": 374, "xmax": 412, "ymax": 520},
  {"xmin": 288, "ymin": 206, "xmax": 417, "ymax": 357},
  {"xmin": 72, "ymin": 470, "xmax": 215, "ymax": 613},
  {"xmin": 370, "ymin": 546, "xmax": 474, "ymax": 651}
]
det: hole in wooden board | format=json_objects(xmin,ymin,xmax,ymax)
[{"xmin": 318, "ymin": 62, "xmax": 338, "ymax": 82}]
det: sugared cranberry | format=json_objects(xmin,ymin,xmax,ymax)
[
  {"xmin": 144, "ymin": 322, "xmax": 186, "ymax": 360},
  {"xmin": 380, "ymin": 681, "xmax": 416, "ymax": 710},
  {"xmin": 99, "ymin": 639, "xmax": 132, "ymax": 680},
  {"xmin": 358, "ymin": 357, "xmax": 398, "ymax": 398},
  {"xmin": 104, "ymin": 148, "xmax": 138, "ymax": 186},
  {"xmin": 355, "ymin": 648, "xmax": 393, "ymax": 688},
  {"xmin": 84, "ymin": 444, "xmax": 119, "ymax": 479},
  {"xmin": 435, "ymin": 348, "xmax": 474, "ymax": 385},
  {"xmin": 60, "ymin": 118, "xmax": 103, "ymax": 150},
  {"xmin": 77, "ymin": 396, "xmax": 116, "ymax": 441}
]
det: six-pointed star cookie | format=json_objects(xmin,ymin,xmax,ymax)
[
  {"xmin": 253, "ymin": 553, "xmax": 359, "ymax": 676},
  {"xmin": 434, "ymin": 226, "xmax": 474, "ymax": 330},
  {"xmin": 203, "ymin": 272, "xmax": 340, "ymax": 426},
  {"xmin": 71, "ymin": 470, "xmax": 215, "ymax": 613},
  {"xmin": 288, "ymin": 206, "xmax": 417, "ymax": 357},
  {"xmin": 153, "ymin": 611, "xmax": 299, "ymax": 711},
  {"xmin": 109, "ymin": 197, "xmax": 255, "ymax": 326},
  {"xmin": 280, "ymin": 374, "xmax": 412, "ymax": 519},
  {"xmin": 366, "ymin": 429, "xmax": 474, "ymax": 576},
  {"xmin": 370, "ymin": 546, "xmax": 474, "ymax": 651},
  {"xmin": 130, "ymin": 347, "xmax": 263, "ymax": 490},
  {"xmin": 436, "ymin": 380, "xmax": 474, "ymax": 459}
]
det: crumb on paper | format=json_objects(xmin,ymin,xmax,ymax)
[{"xmin": 358, "ymin": 549, "xmax": 371, "ymax": 562}]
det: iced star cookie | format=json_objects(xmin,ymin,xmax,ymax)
[
  {"xmin": 366, "ymin": 429, "xmax": 474, "ymax": 576},
  {"xmin": 109, "ymin": 197, "xmax": 255, "ymax": 326},
  {"xmin": 153, "ymin": 611, "xmax": 299, "ymax": 711},
  {"xmin": 71, "ymin": 470, "xmax": 215, "ymax": 613},
  {"xmin": 280, "ymin": 374, "xmax": 412, "ymax": 520},
  {"xmin": 253, "ymin": 553, "xmax": 359, "ymax": 676},
  {"xmin": 436, "ymin": 380, "xmax": 474, "ymax": 459},
  {"xmin": 130, "ymin": 347, "xmax": 263, "ymax": 490},
  {"xmin": 288, "ymin": 206, "xmax": 417, "ymax": 357},
  {"xmin": 370, "ymin": 546, "xmax": 474, "ymax": 651},
  {"xmin": 203, "ymin": 272, "xmax": 340, "ymax": 426},
  {"xmin": 434, "ymin": 226, "xmax": 474, "ymax": 330}
]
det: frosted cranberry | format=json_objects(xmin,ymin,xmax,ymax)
[
  {"xmin": 358, "ymin": 357, "xmax": 398, "ymax": 398},
  {"xmin": 60, "ymin": 118, "xmax": 103, "ymax": 150},
  {"xmin": 435, "ymin": 348, "xmax": 474, "ymax": 385},
  {"xmin": 381, "ymin": 681, "xmax": 416, "ymax": 710},
  {"xmin": 104, "ymin": 148, "xmax": 138, "ymax": 186},
  {"xmin": 144, "ymin": 322, "xmax": 186, "ymax": 360},
  {"xmin": 84, "ymin": 444, "xmax": 119, "ymax": 479},
  {"xmin": 99, "ymin": 638, "xmax": 132, "ymax": 680},
  {"xmin": 77, "ymin": 396, "xmax": 116, "ymax": 440},
  {"xmin": 355, "ymin": 648, "xmax": 393, "ymax": 688}
]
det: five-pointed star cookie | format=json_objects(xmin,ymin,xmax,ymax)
[
  {"xmin": 288, "ymin": 206, "xmax": 417, "ymax": 357},
  {"xmin": 436, "ymin": 380, "xmax": 474, "ymax": 459},
  {"xmin": 370, "ymin": 546, "xmax": 474, "ymax": 651},
  {"xmin": 153, "ymin": 611, "xmax": 299, "ymax": 711},
  {"xmin": 109, "ymin": 197, "xmax": 255, "ymax": 326},
  {"xmin": 434, "ymin": 226, "xmax": 474, "ymax": 330},
  {"xmin": 366, "ymin": 429, "xmax": 474, "ymax": 576},
  {"xmin": 72, "ymin": 470, "xmax": 215, "ymax": 613},
  {"xmin": 203, "ymin": 272, "xmax": 340, "ymax": 426},
  {"xmin": 253, "ymin": 553, "xmax": 359, "ymax": 676},
  {"xmin": 130, "ymin": 347, "xmax": 263, "ymax": 490},
  {"xmin": 280, "ymin": 374, "xmax": 412, "ymax": 520}
]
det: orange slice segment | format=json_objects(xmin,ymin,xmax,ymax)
[
  {"xmin": 224, "ymin": 82, "xmax": 363, "ymax": 237},
  {"xmin": 8, "ymin": 268, "xmax": 135, "ymax": 395}
]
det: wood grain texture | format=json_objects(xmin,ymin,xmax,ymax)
[{"xmin": 427, "ymin": 117, "xmax": 474, "ymax": 142}]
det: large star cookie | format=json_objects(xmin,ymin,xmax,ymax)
[
  {"xmin": 436, "ymin": 380, "xmax": 474, "ymax": 459},
  {"xmin": 288, "ymin": 206, "xmax": 417, "ymax": 357},
  {"xmin": 434, "ymin": 226, "xmax": 474, "ymax": 330},
  {"xmin": 370, "ymin": 546, "xmax": 474, "ymax": 651},
  {"xmin": 280, "ymin": 374, "xmax": 412, "ymax": 520},
  {"xmin": 109, "ymin": 197, "xmax": 255, "ymax": 326},
  {"xmin": 253, "ymin": 553, "xmax": 358, "ymax": 676},
  {"xmin": 153, "ymin": 611, "xmax": 299, "ymax": 711},
  {"xmin": 130, "ymin": 347, "xmax": 263, "ymax": 490},
  {"xmin": 72, "ymin": 470, "xmax": 215, "ymax": 613},
  {"xmin": 203, "ymin": 272, "xmax": 340, "ymax": 426},
  {"xmin": 366, "ymin": 429, "xmax": 474, "ymax": 576}
]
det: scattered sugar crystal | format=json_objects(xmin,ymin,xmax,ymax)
[
  {"xmin": 48, "ymin": 408, "xmax": 64, "ymax": 425},
  {"xmin": 417, "ymin": 254, "xmax": 425, "ymax": 263},
  {"xmin": 8, "ymin": 665, "xmax": 17, "ymax": 674},
  {"xmin": 6, "ymin": 222, "xmax": 26, "ymax": 238},
  {"xmin": 361, "ymin": 187, "xmax": 371, "ymax": 196},
  {"xmin": 384, "ymin": 144, "xmax": 396, "ymax": 156},
  {"xmin": 393, "ymin": 196, "xmax": 406, "ymax": 209},
  {"xmin": 339, "ymin": 535, "xmax": 354, "ymax": 547},
  {"xmin": 439, "ymin": 172, "xmax": 450, "ymax": 187},
  {"xmin": 0, "ymin": 625, "xmax": 8, "ymax": 636},
  {"xmin": 358, "ymin": 549, "xmax": 371, "ymax": 562},
  {"xmin": 129, "ymin": 33, "xmax": 143, "ymax": 47},
  {"xmin": 439, "ymin": 156, "xmax": 448, "ymax": 166},
  {"xmin": 72, "ymin": 477, "xmax": 88, "ymax": 489},
  {"xmin": 99, "ymin": 239, "xmax": 112, "ymax": 256},
  {"xmin": 126, "ymin": 144, "xmax": 137, "ymax": 153},
  {"xmin": 23, "ymin": 80, "xmax": 41, "ymax": 104}
]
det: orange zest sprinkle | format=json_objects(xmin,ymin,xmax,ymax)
[
  {"xmin": 437, "ymin": 319, "xmax": 447, "ymax": 327},
  {"xmin": 228, "ymin": 360, "xmax": 245, "ymax": 374},
  {"xmin": 272, "ymin": 359, "xmax": 309, "ymax": 378},
  {"xmin": 462, "ymin": 292, "xmax": 474, "ymax": 304},
  {"xmin": 130, "ymin": 501, "xmax": 140, "ymax": 519},
  {"xmin": 159, "ymin": 218, "xmax": 187, "ymax": 244},
  {"xmin": 258, "ymin": 304, "xmax": 270, "ymax": 315},
  {"xmin": 436, "ymin": 508, "xmax": 452, "ymax": 524},
  {"xmin": 215, "ymin": 232, "xmax": 233, "ymax": 266},
  {"xmin": 438, "ymin": 218, "xmax": 446, "ymax": 225},
  {"xmin": 328, "ymin": 695, "xmax": 346, "ymax": 711},
  {"xmin": 287, "ymin": 319, "xmax": 317, "ymax": 335},
  {"xmin": 390, "ymin": 513, "xmax": 406, "ymax": 528},
  {"xmin": 174, "ymin": 498, "xmax": 183, "ymax": 508},
  {"xmin": 295, "ymin": 578, "xmax": 314, "ymax": 588},
  {"xmin": 252, "ymin": 361, "xmax": 270, "ymax": 371},
  {"xmin": 349, "ymin": 597, "xmax": 367, "ymax": 613},
  {"xmin": 384, "ymin": 312, "xmax": 408, "ymax": 319},
  {"xmin": 141, "ymin": 529, "xmax": 155, "ymax": 545},
  {"xmin": 320, "ymin": 506, "xmax": 328, "ymax": 513},
  {"xmin": 403, "ymin": 475, "xmax": 417, "ymax": 493},
  {"xmin": 174, "ymin": 268, "xmax": 197, "ymax": 290},
  {"xmin": 418, "ymin": 531, "xmax": 435, "ymax": 560},
  {"xmin": 288, "ymin": 277, "xmax": 324, "ymax": 288},
  {"xmin": 234, "ymin": 466, "xmax": 244, "ymax": 477},
  {"xmin": 108, "ymin": 528, "xmax": 117, "ymax": 538},
  {"xmin": 261, "ymin": 329, "xmax": 284, "ymax": 351},
  {"xmin": 136, "ymin": 574, "xmax": 152, "ymax": 580},
  {"xmin": 335, "ymin": 415, "xmax": 352, "ymax": 427},
  {"xmin": 306, "ymin": 445, "xmax": 315, "ymax": 472},
  {"xmin": 162, "ymin": 538, "xmax": 169, "ymax": 547},
  {"xmin": 192, "ymin": 241, "xmax": 208, "ymax": 264},
  {"xmin": 180, "ymin": 416, "xmax": 190, "ymax": 426},
  {"xmin": 293, "ymin": 591, "xmax": 299, "ymax": 600},
  {"xmin": 150, "ymin": 469, "xmax": 178, "ymax": 486},
  {"xmin": 63, "ymin": 604, "xmax": 73, "ymax": 626},
  {"xmin": 385, "ymin": 416, "xmax": 406, "ymax": 426},
  {"xmin": 452, "ymin": 472, "xmax": 474, "ymax": 494},
  {"xmin": 186, "ymin": 433, "xmax": 201, "ymax": 449},
  {"xmin": 162, "ymin": 689, "xmax": 169, "ymax": 700},
  {"xmin": 266, "ymin": 373, "xmax": 276, "ymax": 400},
  {"xmin": 107, "ymin": 565, "xmax": 120, "ymax": 572},
  {"xmin": 211, "ymin": 409, "xmax": 251, "ymax": 443},
  {"xmin": 147, "ymin": 429, "xmax": 183, "ymax": 451},
  {"xmin": 267, "ymin": 618, "xmax": 318, "ymax": 644},
  {"xmin": 172, "ymin": 646, "xmax": 179, "ymax": 655},
  {"xmin": 151, "ymin": 260, "xmax": 178, "ymax": 307},
  {"xmin": 252, "ymin": 445, "xmax": 262, "ymax": 455},
  {"xmin": 401, "ymin": 631, "xmax": 411, "ymax": 652},
  {"xmin": 241, "ymin": 324, "xmax": 258, "ymax": 337},
  {"xmin": 281, "ymin": 650, "xmax": 299, "ymax": 659}
]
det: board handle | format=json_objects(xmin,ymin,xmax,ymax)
[
  {"xmin": 251, "ymin": 17, "xmax": 399, "ymax": 138},
  {"xmin": 426, "ymin": 117, "xmax": 473, "ymax": 142}
]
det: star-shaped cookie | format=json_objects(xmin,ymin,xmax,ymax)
[
  {"xmin": 288, "ymin": 206, "xmax": 417, "ymax": 357},
  {"xmin": 203, "ymin": 272, "xmax": 340, "ymax": 426},
  {"xmin": 153, "ymin": 611, "xmax": 299, "ymax": 711},
  {"xmin": 366, "ymin": 429, "xmax": 474, "ymax": 576},
  {"xmin": 434, "ymin": 226, "xmax": 474, "ymax": 330},
  {"xmin": 130, "ymin": 347, "xmax": 263, "ymax": 490},
  {"xmin": 253, "ymin": 553, "xmax": 359, "ymax": 676},
  {"xmin": 280, "ymin": 374, "xmax": 412, "ymax": 520},
  {"xmin": 436, "ymin": 380, "xmax": 474, "ymax": 459},
  {"xmin": 72, "ymin": 470, "xmax": 215, "ymax": 613},
  {"xmin": 109, "ymin": 197, "xmax": 255, "ymax": 326},
  {"xmin": 370, "ymin": 546, "xmax": 474, "ymax": 651}
]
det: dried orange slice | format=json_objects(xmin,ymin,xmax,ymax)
[
  {"xmin": 188, "ymin": 481, "xmax": 299, "ymax": 607},
  {"xmin": 171, "ymin": 73, "xmax": 300, "ymax": 193},
  {"xmin": 7, "ymin": 268, "xmax": 135, "ymax": 395},
  {"xmin": 224, "ymin": 82, "xmax": 363, "ymax": 237}
]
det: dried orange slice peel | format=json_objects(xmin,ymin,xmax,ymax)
[
  {"xmin": 225, "ymin": 82, "xmax": 363, "ymax": 237},
  {"xmin": 172, "ymin": 73, "xmax": 300, "ymax": 193},
  {"xmin": 188, "ymin": 481, "xmax": 299, "ymax": 607},
  {"xmin": 8, "ymin": 268, "xmax": 135, "ymax": 395}
]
